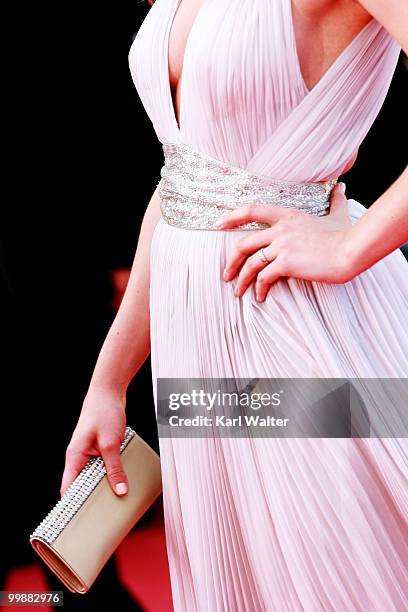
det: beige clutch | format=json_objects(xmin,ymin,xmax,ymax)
[{"xmin": 29, "ymin": 427, "xmax": 162, "ymax": 594}]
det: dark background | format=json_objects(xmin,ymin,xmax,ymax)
[{"xmin": 1, "ymin": 0, "xmax": 407, "ymax": 609}]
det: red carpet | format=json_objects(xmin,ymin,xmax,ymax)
[
  {"xmin": 117, "ymin": 523, "xmax": 173, "ymax": 611},
  {"xmin": 1, "ymin": 564, "xmax": 52, "ymax": 612}
]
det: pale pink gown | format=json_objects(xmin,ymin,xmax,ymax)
[{"xmin": 128, "ymin": 1, "xmax": 408, "ymax": 610}]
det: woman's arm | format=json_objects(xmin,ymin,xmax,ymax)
[
  {"xmin": 341, "ymin": 0, "xmax": 408, "ymax": 270},
  {"xmin": 88, "ymin": 184, "xmax": 162, "ymax": 399},
  {"xmin": 343, "ymin": 166, "xmax": 408, "ymax": 276},
  {"xmin": 61, "ymin": 185, "xmax": 162, "ymax": 496}
]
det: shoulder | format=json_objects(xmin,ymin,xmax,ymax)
[{"xmin": 354, "ymin": 0, "xmax": 408, "ymax": 53}]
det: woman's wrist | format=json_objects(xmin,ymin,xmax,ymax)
[
  {"xmin": 338, "ymin": 167, "xmax": 408, "ymax": 281},
  {"xmin": 338, "ymin": 226, "xmax": 371, "ymax": 282},
  {"xmin": 86, "ymin": 378, "xmax": 128, "ymax": 405}
]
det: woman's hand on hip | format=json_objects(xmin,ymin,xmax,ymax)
[
  {"xmin": 60, "ymin": 387, "xmax": 128, "ymax": 497},
  {"xmin": 217, "ymin": 182, "xmax": 354, "ymax": 301}
]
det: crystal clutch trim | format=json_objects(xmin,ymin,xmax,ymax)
[
  {"xmin": 30, "ymin": 427, "xmax": 135, "ymax": 545},
  {"xmin": 29, "ymin": 428, "xmax": 162, "ymax": 594},
  {"xmin": 158, "ymin": 142, "xmax": 338, "ymax": 230}
]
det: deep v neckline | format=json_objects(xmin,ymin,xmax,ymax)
[
  {"xmin": 287, "ymin": 0, "xmax": 375, "ymax": 95},
  {"xmin": 163, "ymin": 0, "xmax": 377, "ymax": 136},
  {"xmin": 165, "ymin": 0, "xmax": 209, "ymax": 135}
]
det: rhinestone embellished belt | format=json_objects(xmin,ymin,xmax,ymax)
[{"xmin": 158, "ymin": 142, "xmax": 338, "ymax": 230}]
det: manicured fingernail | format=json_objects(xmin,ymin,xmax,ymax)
[
  {"xmin": 115, "ymin": 482, "xmax": 127, "ymax": 495},
  {"xmin": 338, "ymin": 182, "xmax": 346, "ymax": 193},
  {"xmin": 214, "ymin": 220, "xmax": 224, "ymax": 228},
  {"xmin": 223, "ymin": 269, "xmax": 229, "ymax": 280}
]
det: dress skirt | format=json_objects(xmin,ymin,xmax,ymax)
[{"xmin": 149, "ymin": 198, "xmax": 408, "ymax": 612}]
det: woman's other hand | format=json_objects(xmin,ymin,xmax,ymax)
[
  {"xmin": 217, "ymin": 182, "xmax": 354, "ymax": 301},
  {"xmin": 60, "ymin": 387, "xmax": 128, "ymax": 497}
]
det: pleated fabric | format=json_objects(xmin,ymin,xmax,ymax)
[{"xmin": 128, "ymin": 1, "xmax": 408, "ymax": 610}]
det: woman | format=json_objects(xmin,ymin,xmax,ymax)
[{"xmin": 61, "ymin": 0, "xmax": 408, "ymax": 610}]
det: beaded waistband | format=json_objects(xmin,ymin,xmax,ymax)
[{"xmin": 158, "ymin": 142, "xmax": 338, "ymax": 231}]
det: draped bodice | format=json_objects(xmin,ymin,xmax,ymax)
[{"xmin": 128, "ymin": 0, "xmax": 401, "ymax": 182}]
